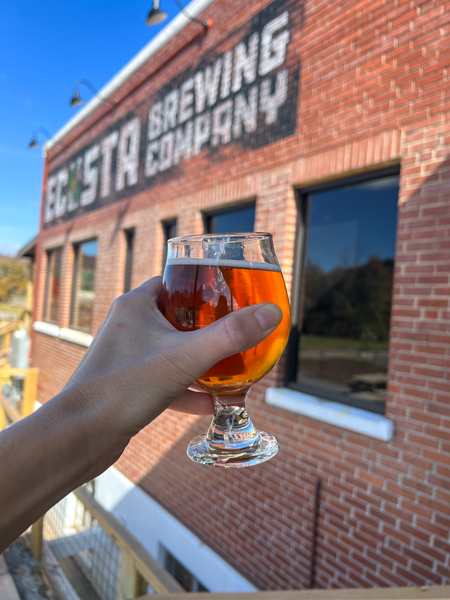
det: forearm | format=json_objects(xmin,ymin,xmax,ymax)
[
  {"xmin": 0, "ymin": 387, "xmax": 119, "ymax": 553},
  {"xmin": 0, "ymin": 279, "xmax": 282, "ymax": 552}
]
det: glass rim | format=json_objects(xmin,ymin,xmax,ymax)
[{"xmin": 168, "ymin": 232, "xmax": 273, "ymax": 244}]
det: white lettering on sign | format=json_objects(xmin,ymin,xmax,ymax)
[
  {"xmin": 101, "ymin": 131, "xmax": 119, "ymax": 198},
  {"xmin": 233, "ymin": 86, "xmax": 258, "ymax": 138},
  {"xmin": 55, "ymin": 169, "xmax": 68, "ymax": 218},
  {"xmin": 260, "ymin": 70, "xmax": 288, "ymax": 124},
  {"xmin": 148, "ymin": 102, "xmax": 163, "ymax": 141},
  {"xmin": 44, "ymin": 8, "xmax": 294, "ymax": 224},
  {"xmin": 232, "ymin": 33, "xmax": 259, "ymax": 93},
  {"xmin": 45, "ymin": 175, "xmax": 57, "ymax": 222},
  {"xmin": 259, "ymin": 12, "xmax": 290, "ymax": 76},
  {"xmin": 179, "ymin": 77, "xmax": 194, "ymax": 123},
  {"xmin": 116, "ymin": 118, "xmax": 141, "ymax": 191},
  {"xmin": 195, "ymin": 57, "xmax": 222, "ymax": 114}
]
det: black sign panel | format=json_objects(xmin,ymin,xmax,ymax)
[{"xmin": 44, "ymin": 0, "xmax": 300, "ymax": 228}]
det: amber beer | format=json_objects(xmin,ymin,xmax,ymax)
[{"xmin": 159, "ymin": 258, "xmax": 291, "ymax": 392}]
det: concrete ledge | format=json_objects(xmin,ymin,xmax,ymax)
[
  {"xmin": 33, "ymin": 322, "xmax": 93, "ymax": 348},
  {"xmin": 33, "ymin": 321, "xmax": 59, "ymax": 337},
  {"xmin": 266, "ymin": 387, "xmax": 394, "ymax": 441},
  {"xmin": 59, "ymin": 328, "xmax": 93, "ymax": 348},
  {"xmin": 0, "ymin": 556, "xmax": 20, "ymax": 600}
]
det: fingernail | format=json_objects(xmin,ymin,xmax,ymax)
[{"xmin": 254, "ymin": 304, "xmax": 283, "ymax": 333}]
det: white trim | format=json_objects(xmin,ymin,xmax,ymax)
[
  {"xmin": 33, "ymin": 322, "xmax": 93, "ymax": 348},
  {"xmin": 266, "ymin": 387, "xmax": 394, "ymax": 441},
  {"xmin": 0, "ymin": 556, "xmax": 21, "ymax": 600},
  {"xmin": 59, "ymin": 328, "xmax": 93, "ymax": 347},
  {"xmin": 46, "ymin": 0, "xmax": 216, "ymax": 151},
  {"xmin": 95, "ymin": 467, "xmax": 257, "ymax": 593},
  {"xmin": 33, "ymin": 321, "xmax": 59, "ymax": 337}
]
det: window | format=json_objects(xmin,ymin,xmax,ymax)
[
  {"xmin": 70, "ymin": 240, "xmax": 98, "ymax": 333},
  {"xmin": 123, "ymin": 229, "xmax": 135, "ymax": 293},
  {"xmin": 43, "ymin": 247, "xmax": 62, "ymax": 323},
  {"xmin": 162, "ymin": 219, "xmax": 177, "ymax": 272},
  {"xmin": 287, "ymin": 170, "xmax": 399, "ymax": 414},
  {"xmin": 161, "ymin": 547, "xmax": 208, "ymax": 592},
  {"xmin": 204, "ymin": 202, "xmax": 255, "ymax": 234}
]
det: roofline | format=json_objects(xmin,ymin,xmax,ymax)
[
  {"xmin": 45, "ymin": 0, "xmax": 216, "ymax": 152},
  {"xmin": 17, "ymin": 235, "xmax": 38, "ymax": 259}
]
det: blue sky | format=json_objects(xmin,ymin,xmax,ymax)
[{"xmin": 0, "ymin": 0, "xmax": 181, "ymax": 255}]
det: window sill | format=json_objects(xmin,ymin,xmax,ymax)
[
  {"xmin": 33, "ymin": 321, "xmax": 59, "ymax": 337},
  {"xmin": 59, "ymin": 328, "xmax": 93, "ymax": 347},
  {"xmin": 266, "ymin": 387, "xmax": 394, "ymax": 441},
  {"xmin": 33, "ymin": 322, "xmax": 93, "ymax": 348}
]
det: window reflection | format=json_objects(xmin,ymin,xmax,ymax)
[
  {"xmin": 162, "ymin": 220, "xmax": 178, "ymax": 272},
  {"xmin": 123, "ymin": 229, "xmax": 135, "ymax": 293},
  {"xmin": 71, "ymin": 240, "xmax": 98, "ymax": 333},
  {"xmin": 297, "ymin": 175, "xmax": 399, "ymax": 409},
  {"xmin": 205, "ymin": 203, "xmax": 255, "ymax": 234},
  {"xmin": 44, "ymin": 248, "xmax": 62, "ymax": 323}
]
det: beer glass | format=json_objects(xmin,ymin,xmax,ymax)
[{"xmin": 159, "ymin": 233, "xmax": 290, "ymax": 468}]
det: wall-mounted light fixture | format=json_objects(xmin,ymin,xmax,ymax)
[
  {"xmin": 145, "ymin": 0, "xmax": 168, "ymax": 25},
  {"xmin": 70, "ymin": 79, "xmax": 116, "ymax": 107},
  {"xmin": 28, "ymin": 127, "xmax": 54, "ymax": 149},
  {"xmin": 146, "ymin": 0, "xmax": 212, "ymax": 30}
]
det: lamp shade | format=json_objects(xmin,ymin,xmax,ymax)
[
  {"xmin": 146, "ymin": 0, "xmax": 168, "ymax": 25},
  {"xmin": 70, "ymin": 89, "xmax": 84, "ymax": 107}
]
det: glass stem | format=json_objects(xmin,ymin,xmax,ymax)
[{"xmin": 206, "ymin": 390, "xmax": 260, "ymax": 450}]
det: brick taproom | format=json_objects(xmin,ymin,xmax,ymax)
[{"xmin": 33, "ymin": 0, "xmax": 450, "ymax": 591}]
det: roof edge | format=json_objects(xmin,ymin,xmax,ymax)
[{"xmin": 46, "ymin": 0, "xmax": 216, "ymax": 152}]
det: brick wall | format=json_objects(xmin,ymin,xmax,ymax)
[{"xmin": 32, "ymin": 0, "xmax": 450, "ymax": 590}]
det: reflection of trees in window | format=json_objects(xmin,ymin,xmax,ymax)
[
  {"xmin": 71, "ymin": 241, "xmax": 97, "ymax": 333},
  {"xmin": 162, "ymin": 220, "xmax": 177, "ymax": 274},
  {"xmin": 123, "ymin": 229, "xmax": 135, "ymax": 293},
  {"xmin": 293, "ymin": 172, "xmax": 399, "ymax": 411},
  {"xmin": 44, "ymin": 248, "xmax": 62, "ymax": 323},
  {"xmin": 303, "ymin": 256, "xmax": 394, "ymax": 342}
]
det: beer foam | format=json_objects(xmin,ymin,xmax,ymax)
[{"xmin": 166, "ymin": 257, "xmax": 282, "ymax": 272}]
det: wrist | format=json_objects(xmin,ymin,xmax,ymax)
[{"xmin": 54, "ymin": 381, "xmax": 130, "ymax": 480}]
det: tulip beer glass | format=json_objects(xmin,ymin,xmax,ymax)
[{"xmin": 159, "ymin": 233, "xmax": 290, "ymax": 468}]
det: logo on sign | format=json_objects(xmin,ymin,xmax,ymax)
[{"xmin": 45, "ymin": 0, "xmax": 300, "ymax": 227}]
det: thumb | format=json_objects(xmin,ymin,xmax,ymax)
[{"xmin": 180, "ymin": 303, "xmax": 283, "ymax": 377}]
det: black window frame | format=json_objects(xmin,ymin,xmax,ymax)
[
  {"xmin": 160, "ymin": 546, "xmax": 208, "ymax": 593},
  {"xmin": 161, "ymin": 219, "xmax": 178, "ymax": 273},
  {"xmin": 203, "ymin": 200, "xmax": 256, "ymax": 234},
  {"xmin": 284, "ymin": 165, "xmax": 401, "ymax": 415},
  {"xmin": 43, "ymin": 247, "xmax": 63, "ymax": 325},
  {"xmin": 123, "ymin": 228, "xmax": 135, "ymax": 294},
  {"xmin": 70, "ymin": 239, "xmax": 98, "ymax": 334}
]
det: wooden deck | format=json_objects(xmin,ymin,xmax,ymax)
[{"xmin": 138, "ymin": 586, "xmax": 450, "ymax": 599}]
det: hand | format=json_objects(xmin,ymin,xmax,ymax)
[
  {"xmin": 0, "ymin": 276, "xmax": 283, "ymax": 552},
  {"xmin": 65, "ymin": 276, "xmax": 283, "ymax": 474}
]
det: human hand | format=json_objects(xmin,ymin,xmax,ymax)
[{"xmin": 63, "ymin": 276, "xmax": 283, "ymax": 474}]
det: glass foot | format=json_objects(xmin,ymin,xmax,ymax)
[{"xmin": 187, "ymin": 430, "xmax": 278, "ymax": 468}]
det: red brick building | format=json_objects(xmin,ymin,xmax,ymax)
[{"xmin": 32, "ymin": 0, "xmax": 450, "ymax": 591}]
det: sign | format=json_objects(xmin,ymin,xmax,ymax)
[{"xmin": 44, "ymin": 0, "xmax": 300, "ymax": 227}]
